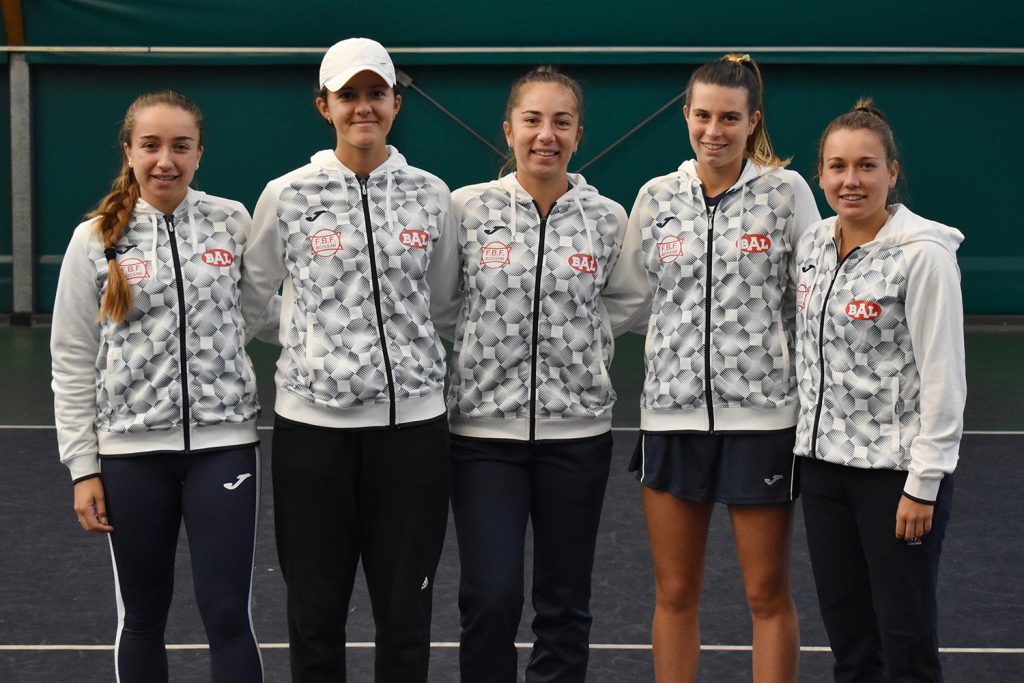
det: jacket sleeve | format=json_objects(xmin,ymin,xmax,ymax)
[
  {"xmin": 428, "ymin": 186, "xmax": 464, "ymax": 342},
  {"xmin": 239, "ymin": 182, "xmax": 288, "ymax": 345},
  {"xmin": 786, "ymin": 174, "xmax": 823, "ymax": 286},
  {"xmin": 783, "ymin": 176, "xmax": 823, "ymax": 358},
  {"xmin": 603, "ymin": 189, "xmax": 653, "ymax": 337},
  {"xmin": 51, "ymin": 223, "xmax": 103, "ymax": 481},
  {"xmin": 902, "ymin": 242, "xmax": 966, "ymax": 502}
]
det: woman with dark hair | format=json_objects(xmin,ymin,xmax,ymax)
[
  {"xmin": 616, "ymin": 54, "xmax": 820, "ymax": 681},
  {"xmin": 433, "ymin": 66, "xmax": 639, "ymax": 683},
  {"xmin": 240, "ymin": 37, "xmax": 456, "ymax": 683},
  {"xmin": 51, "ymin": 90, "xmax": 263, "ymax": 682},
  {"xmin": 796, "ymin": 99, "xmax": 965, "ymax": 683}
]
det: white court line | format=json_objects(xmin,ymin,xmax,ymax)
[
  {"xmin": 1, "ymin": 643, "xmax": 1021, "ymax": 654},
  {"xmin": 2, "ymin": 425, "xmax": 1023, "ymax": 437}
]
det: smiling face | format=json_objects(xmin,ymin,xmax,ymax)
[
  {"xmin": 684, "ymin": 82, "xmax": 760, "ymax": 185},
  {"xmin": 503, "ymin": 81, "xmax": 583, "ymax": 187},
  {"xmin": 123, "ymin": 104, "xmax": 203, "ymax": 214},
  {"xmin": 819, "ymin": 127, "xmax": 898, "ymax": 230},
  {"xmin": 317, "ymin": 70, "xmax": 400, "ymax": 172}
]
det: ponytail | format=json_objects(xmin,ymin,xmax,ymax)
[{"xmin": 90, "ymin": 162, "xmax": 140, "ymax": 323}]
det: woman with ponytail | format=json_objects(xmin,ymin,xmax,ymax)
[
  {"xmin": 432, "ymin": 66, "xmax": 639, "ymax": 683},
  {"xmin": 795, "ymin": 100, "xmax": 964, "ymax": 682},
  {"xmin": 613, "ymin": 54, "xmax": 820, "ymax": 681},
  {"xmin": 51, "ymin": 91, "xmax": 264, "ymax": 682}
]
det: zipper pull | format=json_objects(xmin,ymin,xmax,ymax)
[
  {"xmin": 165, "ymin": 214, "xmax": 175, "ymax": 234},
  {"xmin": 359, "ymin": 177, "xmax": 368, "ymax": 196}
]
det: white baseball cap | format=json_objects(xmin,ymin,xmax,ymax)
[{"xmin": 319, "ymin": 38, "xmax": 396, "ymax": 91}]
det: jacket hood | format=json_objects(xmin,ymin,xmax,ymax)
[
  {"xmin": 869, "ymin": 204, "xmax": 964, "ymax": 255},
  {"xmin": 496, "ymin": 171, "xmax": 600, "ymax": 205},
  {"xmin": 134, "ymin": 187, "xmax": 209, "ymax": 217},
  {"xmin": 676, "ymin": 158, "xmax": 778, "ymax": 195},
  {"xmin": 310, "ymin": 146, "xmax": 408, "ymax": 177}
]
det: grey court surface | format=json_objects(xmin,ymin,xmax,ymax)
[
  {"xmin": 2, "ymin": 324, "xmax": 1023, "ymax": 681},
  {"xmin": 2, "ymin": 429, "xmax": 1023, "ymax": 682}
]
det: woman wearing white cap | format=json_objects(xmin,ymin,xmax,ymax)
[{"xmin": 241, "ymin": 37, "xmax": 457, "ymax": 682}]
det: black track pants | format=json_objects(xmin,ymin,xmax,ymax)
[
  {"xmin": 271, "ymin": 416, "xmax": 450, "ymax": 683},
  {"xmin": 801, "ymin": 457, "xmax": 953, "ymax": 683},
  {"xmin": 450, "ymin": 432, "xmax": 613, "ymax": 683}
]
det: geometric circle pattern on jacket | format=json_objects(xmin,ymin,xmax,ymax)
[
  {"xmin": 795, "ymin": 233, "xmax": 919, "ymax": 469},
  {"xmin": 275, "ymin": 169, "xmax": 448, "ymax": 409},
  {"xmin": 634, "ymin": 170, "xmax": 801, "ymax": 413},
  {"xmin": 448, "ymin": 181, "xmax": 623, "ymax": 422},
  {"xmin": 94, "ymin": 196, "xmax": 260, "ymax": 433}
]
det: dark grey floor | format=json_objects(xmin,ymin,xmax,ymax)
[{"xmin": 2, "ymin": 429, "xmax": 1022, "ymax": 682}]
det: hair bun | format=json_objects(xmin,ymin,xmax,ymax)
[{"xmin": 852, "ymin": 98, "xmax": 888, "ymax": 122}]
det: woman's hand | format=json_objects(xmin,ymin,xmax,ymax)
[
  {"xmin": 895, "ymin": 495, "xmax": 933, "ymax": 542},
  {"xmin": 74, "ymin": 478, "xmax": 113, "ymax": 533}
]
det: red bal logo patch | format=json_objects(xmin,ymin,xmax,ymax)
[
  {"xmin": 568, "ymin": 253, "xmax": 598, "ymax": 274},
  {"xmin": 846, "ymin": 300, "xmax": 883, "ymax": 320},
  {"xmin": 657, "ymin": 235, "xmax": 684, "ymax": 262},
  {"xmin": 309, "ymin": 229, "xmax": 343, "ymax": 257},
  {"xmin": 200, "ymin": 248, "xmax": 234, "ymax": 267},
  {"xmin": 480, "ymin": 241, "xmax": 511, "ymax": 269},
  {"xmin": 119, "ymin": 257, "xmax": 150, "ymax": 285},
  {"xmin": 736, "ymin": 233, "xmax": 772, "ymax": 253},
  {"xmin": 399, "ymin": 229, "xmax": 429, "ymax": 249}
]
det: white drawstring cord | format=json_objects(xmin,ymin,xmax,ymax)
[
  {"xmin": 149, "ymin": 214, "xmax": 160, "ymax": 278},
  {"xmin": 187, "ymin": 203, "xmax": 199, "ymax": 259}
]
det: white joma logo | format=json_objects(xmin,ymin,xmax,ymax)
[
  {"xmin": 223, "ymin": 473, "xmax": 253, "ymax": 490},
  {"xmin": 763, "ymin": 475, "xmax": 784, "ymax": 486}
]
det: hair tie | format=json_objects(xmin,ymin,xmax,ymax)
[
  {"xmin": 104, "ymin": 247, "xmax": 118, "ymax": 262},
  {"xmin": 724, "ymin": 53, "xmax": 752, "ymax": 66}
]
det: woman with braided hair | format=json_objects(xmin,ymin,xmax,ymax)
[
  {"xmin": 614, "ymin": 53, "xmax": 820, "ymax": 681},
  {"xmin": 51, "ymin": 90, "xmax": 263, "ymax": 682},
  {"xmin": 795, "ymin": 99, "xmax": 964, "ymax": 682}
]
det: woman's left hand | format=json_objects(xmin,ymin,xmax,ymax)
[{"xmin": 895, "ymin": 495, "xmax": 933, "ymax": 541}]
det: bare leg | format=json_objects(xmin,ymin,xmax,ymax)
[
  {"xmin": 643, "ymin": 487, "xmax": 714, "ymax": 683},
  {"xmin": 730, "ymin": 503, "xmax": 799, "ymax": 683}
]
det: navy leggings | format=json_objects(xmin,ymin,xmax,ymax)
[
  {"xmin": 102, "ymin": 445, "xmax": 262, "ymax": 683},
  {"xmin": 450, "ymin": 432, "xmax": 613, "ymax": 683}
]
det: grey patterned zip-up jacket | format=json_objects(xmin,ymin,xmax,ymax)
[
  {"xmin": 617, "ymin": 160, "xmax": 821, "ymax": 432},
  {"xmin": 51, "ymin": 190, "xmax": 260, "ymax": 481},
  {"xmin": 432, "ymin": 173, "xmax": 639, "ymax": 441},
  {"xmin": 241, "ymin": 148, "xmax": 456, "ymax": 429},
  {"xmin": 794, "ymin": 206, "xmax": 966, "ymax": 502}
]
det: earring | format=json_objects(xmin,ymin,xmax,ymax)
[
  {"xmin": 128, "ymin": 161, "xmax": 133, "ymax": 168},
  {"xmin": 195, "ymin": 163, "xmax": 200, "ymax": 170}
]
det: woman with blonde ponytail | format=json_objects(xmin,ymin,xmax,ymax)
[
  {"xmin": 51, "ymin": 91, "xmax": 264, "ymax": 682},
  {"xmin": 613, "ymin": 54, "xmax": 821, "ymax": 681}
]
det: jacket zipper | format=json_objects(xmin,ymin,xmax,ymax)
[
  {"xmin": 165, "ymin": 214, "xmax": 191, "ymax": 451},
  {"xmin": 528, "ymin": 201, "xmax": 553, "ymax": 441},
  {"xmin": 359, "ymin": 177, "xmax": 397, "ymax": 426},
  {"xmin": 703, "ymin": 204, "xmax": 718, "ymax": 432},
  {"xmin": 810, "ymin": 244, "xmax": 859, "ymax": 458}
]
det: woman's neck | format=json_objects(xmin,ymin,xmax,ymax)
[
  {"xmin": 516, "ymin": 172, "xmax": 570, "ymax": 217},
  {"xmin": 836, "ymin": 208, "xmax": 891, "ymax": 259},
  {"xmin": 336, "ymin": 144, "xmax": 389, "ymax": 177},
  {"xmin": 696, "ymin": 158, "xmax": 744, "ymax": 197}
]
